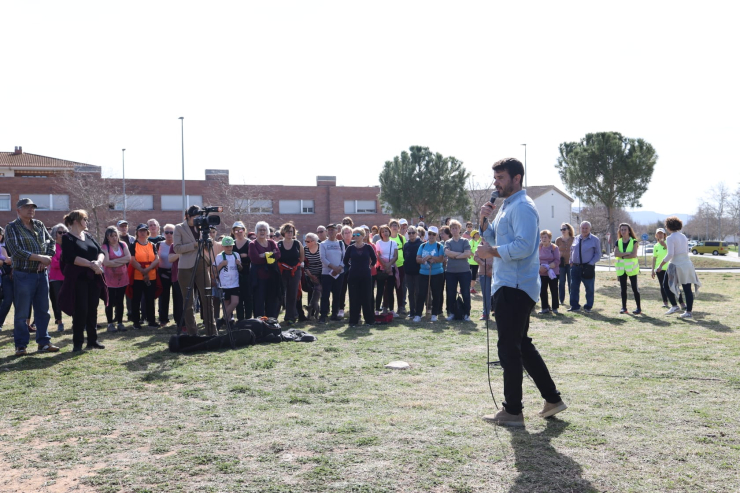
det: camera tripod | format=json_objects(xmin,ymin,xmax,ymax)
[{"xmin": 177, "ymin": 230, "xmax": 236, "ymax": 349}]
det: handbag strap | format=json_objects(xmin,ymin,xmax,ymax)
[{"xmin": 579, "ymin": 237, "xmax": 584, "ymax": 266}]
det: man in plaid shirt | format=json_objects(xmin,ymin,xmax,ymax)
[{"xmin": 5, "ymin": 198, "xmax": 59, "ymax": 356}]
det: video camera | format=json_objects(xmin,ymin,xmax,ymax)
[{"xmin": 192, "ymin": 206, "xmax": 223, "ymax": 231}]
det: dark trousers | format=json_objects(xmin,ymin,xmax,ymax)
[
  {"xmin": 252, "ymin": 279, "xmax": 280, "ymax": 319},
  {"xmin": 470, "ymin": 264, "xmax": 479, "ymax": 280},
  {"xmin": 72, "ymin": 278, "xmax": 100, "ymax": 347},
  {"xmin": 493, "ymin": 287, "xmax": 561, "ymax": 415},
  {"xmin": 443, "ymin": 273, "xmax": 453, "ymax": 315},
  {"xmin": 321, "ymin": 273, "xmax": 344, "ymax": 317},
  {"xmin": 375, "ymin": 270, "xmax": 395, "ymax": 311},
  {"xmin": 416, "ymin": 273, "xmax": 444, "ymax": 316},
  {"xmin": 49, "ymin": 279, "xmax": 63, "ymax": 322},
  {"xmin": 539, "ymin": 276, "xmax": 559, "ymax": 311},
  {"xmin": 656, "ymin": 270, "xmax": 683, "ymax": 305},
  {"xmin": 159, "ymin": 275, "xmax": 183, "ymax": 325},
  {"xmin": 663, "ymin": 275, "xmax": 693, "ymax": 311},
  {"xmin": 282, "ymin": 267, "xmax": 302, "ymax": 322},
  {"xmin": 348, "ymin": 275, "xmax": 374, "ymax": 325},
  {"xmin": 132, "ymin": 280, "xmax": 156, "ymax": 326},
  {"xmin": 558, "ymin": 264, "xmax": 571, "ymax": 305},
  {"xmin": 405, "ymin": 273, "xmax": 419, "ymax": 317},
  {"xmin": 445, "ymin": 270, "xmax": 471, "ymax": 316},
  {"xmin": 618, "ymin": 273, "xmax": 641, "ymax": 309},
  {"xmin": 394, "ymin": 265, "xmax": 406, "ymax": 311},
  {"xmin": 106, "ymin": 286, "xmax": 126, "ymax": 324},
  {"xmin": 340, "ymin": 269, "xmax": 349, "ymax": 311},
  {"xmin": 0, "ymin": 274, "xmax": 14, "ymax": 326},
  {"xmin": 235, "ymin": 274, "xmax": 252, "ymax": 320}
]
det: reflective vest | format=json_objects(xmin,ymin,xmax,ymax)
[{"xmin": 616, "ymin": 238, "xmax": 639, "ymax": 276}]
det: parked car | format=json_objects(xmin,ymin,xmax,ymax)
[{"xmin": 691, "ymin": 241, "xmax": 729, "ymax": 256}]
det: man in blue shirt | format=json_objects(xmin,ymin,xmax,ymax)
[
  {"xmin": 568, "ymin": 221, "xmax": 601, "ymax": 313},
  {"xmin": 477, "ymin": 158, "xmax": 566, "ymax": 427}
]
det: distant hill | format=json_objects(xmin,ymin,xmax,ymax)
[{"xmin": 627, "ymin": 210, "xmax": 691, "ymax": 225}]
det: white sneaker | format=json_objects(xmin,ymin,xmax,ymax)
[
  {"xmin": 392, "ymin": 312, "xmax": 399, "ymax": 318},
  {"xmin": 679, "ymin": 311, "xmax": 693, "ymax": 318},
  {"xmin": 431, "ymin": 315, "xmax": 438, "ymax": 322},
  {"xmin": 446, "ymin": 314, "xmax": 455, "ymax": 321},
  {"xmin": 413, "ymin": 316, "xmax": 421, "ymax": 322},
  {"xmin": 665, "ymin": 306, "xmax": 680, "ymax": 315},
  {"xmin": 338, "ymin": 309, "xmax": 344, "ymax": 318},
  {"xmin": 463, "ymin": 315, "xmax": 471, "ymax": 321}
]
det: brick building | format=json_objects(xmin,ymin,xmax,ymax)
[{"xmin": 0, "ymin": 147, "xmax": 389, "ymax": 237}]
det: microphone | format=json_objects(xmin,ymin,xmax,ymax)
[{"xmin": 481, "ymin": 190, "xmax": 499, "ymax": 229}]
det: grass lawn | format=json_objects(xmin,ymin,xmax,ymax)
[
  {"xmin": 597, "ymin": 255, "xmax": 739, "ymax": 269},
  {"xmin": 1, "ymin": 272, "xmax": 739, "ymax": 492}
]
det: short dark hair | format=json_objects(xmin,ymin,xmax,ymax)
[
  {"xmin": 63, "ymin": 210, "xmax": 88, "ymax": 227},
  {"xmin": 665, "ymin": 216, "xmax": 683, "ymax": 231},
  {"xmin": 492, "ymin": 158, "xmax": 525, "ymax": 185},
  {"xmin": 187, "ymin": 205, "xmax": 202, "ymax": 217}
]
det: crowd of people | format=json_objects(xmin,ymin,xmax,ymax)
[{"xmin": 1, "ymin": 191, "xmax": 702, "ymax": 357}]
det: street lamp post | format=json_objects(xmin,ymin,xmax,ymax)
[
  {"xmin": 122, "ymin": 149, "xmax": 127, "ymax": 221},
  {"xmin": 521, "ymin": 143, "xmax": 527, "ymax": 189},
  {"xmin": 179, "ymin": 117, "xmax": 185, "ymax": 213}
]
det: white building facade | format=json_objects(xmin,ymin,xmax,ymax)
[{"xmin": 525, "ymin": 186, "xmax": 574, "ymax": 236}]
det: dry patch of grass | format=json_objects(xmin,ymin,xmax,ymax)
[{"xmin": 1, "ymin": 272, "xmax": 739, "ymax": 492}]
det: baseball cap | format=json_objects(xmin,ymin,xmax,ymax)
[
  {"xmin": 326, "ymin": 223, "xmax": 337, "ymax": 229},
  {"xmin": 428, "ymin": 226, "xmax": 439, "ymax": 234},
  {"xmin": 471, "ymin": 230, "xmax": 479, "ymax": 236},
  {"xmin": 117, "ymin": 220, "xmax": 129, "ymax": 227},
  {"xmin": 221, "ymin": 236, "xmax": 235, "ymax": 247},
  {"xmin": 399, "ymin": 218, "xmax": 408, "ymax": 225},
  {"xmin": 135, "ymin": 223, "xmax": 148, "ymax": 231},
  {"xmin": 232, "ymin": 221, "xmax": 246, "ymax": 230},
  {"xmin": 655, "ymin": 228, "xmax": 666, "ymax": 234},
  {"xmin": 16, "ymin": 198, "xmax": 37, "ymax": 208}
]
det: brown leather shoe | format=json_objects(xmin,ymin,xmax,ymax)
[
  {"xmin": 15, "ymin": 347, "xmax": 27, "ymax": 356},
  {"xmin": 539, "ymin": 400, "xmax": 568, "ymax": 418},
  {"xmin": 482, "ymin": 409, "xmax": 525, "ymax": 427},
  {"xmin": 37, "ymin": 344, "xmax": 60, "ymax": 353}
]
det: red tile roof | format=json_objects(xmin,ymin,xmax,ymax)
[{"xmin": 0, "ymin": 151, "xmax": 93, "ymax": 169}]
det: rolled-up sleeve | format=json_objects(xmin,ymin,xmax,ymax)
[
  {"xmin": 497, "ymin": 205, "xmax": 538, "ymax": 263},
  {"xmin": 482, "ymin": 222, "xmax": 495, "ymax": 246}
]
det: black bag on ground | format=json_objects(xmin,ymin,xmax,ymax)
[
  {"xmin": 454, "ymin": 294, "xmax": 465, "ymax": 321},
  {"xmin": 168, "ymin": 330, "xmax": 255, "ymax": 353},
  {"xmin": 236, "ymin": 318, "xmax": 282, "ymax": 343}
]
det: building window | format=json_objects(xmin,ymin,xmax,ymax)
[
  {"xmin": 161, "ymin": 195, "xmax": 203, "ymax": 211},
  {"xmin": 235, "ymin": 199, "xmax": 273, "ymax": 214},
  {"xmin": 344, "ymin": 200, "xmax": 377, "ymax": 214},
  {"xmin": 110, "ymin": 195, "xmax": 154, "ymax": 211},
  {"xmin": 279, "ymin": 200, "xmax": 314, "ymax": 215},
  {"xmin": 552, "ymin": 205, "xmax": 555, "ymax": 219},
  {"xmin": 24, "ymin": 194, "xmax": 70, "ymax": 211},
  {"xmin": 0, "ymin": 194, "xmax": 10, "ymax": 211}
]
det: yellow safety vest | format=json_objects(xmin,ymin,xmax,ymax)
[{"xmin": 616, "ymin": 238, "xmax": 639, "ymax": 276}]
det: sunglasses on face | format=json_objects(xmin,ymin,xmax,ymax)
[
  {"xmin": 408, "ymin": 231, "xmax": 416, "ymax": 235},
  {"xmin": 560, "ymin": 228, "xmax": 567, "ymax": 231},
  {"xmin": 164, "ymin": 231, "xmax": 174, "ymax": 235},
  {"xmin": 428, "ymin": 233, "xmax": 437, "ymax": 236},
  {"xmin": 352, "ymin": 233, "xmax": 361, "ymax": 237}
]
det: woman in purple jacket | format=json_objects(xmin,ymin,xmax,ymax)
[{"xmin": 538, "ymin": 229, "xmax": 561, "ymax": 314}]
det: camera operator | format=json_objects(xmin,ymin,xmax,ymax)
[
  {"xmin": 173, "ymin": 205, "xmax": 217, "ymax": 336},
  {"xmin": 477, "ymin": 158, "xmax": 567, "ymax": 427}
]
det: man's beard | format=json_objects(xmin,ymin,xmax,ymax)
[{"xmin": 497, "ymin": 182, "xmax": 516, "ymax": 198}]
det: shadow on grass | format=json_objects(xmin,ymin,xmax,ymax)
[
  {"xmin": 680, "ymin": 315, "xmax": 734, "ymax": 333},
  {"xmin": 505, "ymin": 419, "xmax": 598, "ymax": 493},
  {"xmin": 0, "ymin": 349, "xmax": 82, "ymax": 372}
]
